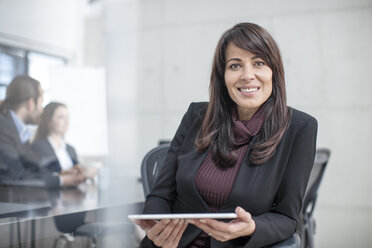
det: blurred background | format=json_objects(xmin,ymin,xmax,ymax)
[{"xmin": 0, "ymin": 0, "xmax": 371, "ymax": 247}]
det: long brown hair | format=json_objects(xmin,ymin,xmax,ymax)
[
  {"xmin": 0, "ymin": 75, "xmax": 41, "ymax": 114},
  {"xmin": 195, "ymin": 22, "xmax": 290, "ymax": 166},
  {"xmin": 34, "ymin": 102, "xmax": 67, "ymax": 140}
]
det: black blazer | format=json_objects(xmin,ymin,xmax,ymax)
[
  {"xmin": 0, "ymin": 110, "xmax": 60, "ymax": 188},
  {"xmin": 141, "ymin": 102, "xmax": 318, "ymax": 248},
  {"xmin": 31, "ymin": 138, "xmax": 78, "ymax": 173}
]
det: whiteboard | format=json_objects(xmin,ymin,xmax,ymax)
[{"xmin": 48, "ymin": 66, "xmax": 109, "ymax": 157}]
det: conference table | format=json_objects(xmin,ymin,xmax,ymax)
[{"xmin": 0, "ymin": 177, "xmax": 143, "ymax": 248}]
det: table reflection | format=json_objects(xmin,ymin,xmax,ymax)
[{"xmin": 0, "ymin": 180, "xmax": 141, "ymax": 248}]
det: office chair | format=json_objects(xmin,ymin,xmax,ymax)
[
  {"xmin": 51, "ymin": 188, "xmax": 137, "ymax": 248},
  {"xmin": 141, "ymin": 143, "xmax": 170, "ymax": 197},
  {"xmin": 299, "ymin": 148, "xmax": 330, "ymax": 248},
  {"xmin": 140, "ymin": 143, "xmax": 308, "ymax": 248},
  {"xmin": 53, "ymin": 212, "xmax": 102, "ymax": 248},
  {"xmin": 53, "ymin": 210, "xmax": 136, "ymax": 248}
]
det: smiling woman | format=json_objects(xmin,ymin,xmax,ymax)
[
  {"xmin": 196, "ymin": 23, "xmax": 290, "ymax": 167},
  {"xmin": 135, "ymin": 22, "xmax": 318, "ymax": 248}
]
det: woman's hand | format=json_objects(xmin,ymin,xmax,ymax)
[
  {"xmin": 61, "ymin": 166, "xmax": 82, "ymax": 175},
  {"xmin": 60, "ymin": 173, "xmax": 86, "ymax": 187},
  {"xmin": 131, "ymin": 219, "xmax": 157, "ymax": 231},
  {"xmin": 187, "ymin": 207, "xmax": 255, "ymax": 242},
  {"xmin": 61, "ymin": 165, "xmax": 97, "ymax": 179},
  {"xmin": 132, "ymin": 219, "xmax": 188, "ymax": 248}
]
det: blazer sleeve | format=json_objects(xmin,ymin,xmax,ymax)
[
  {"xmin": 67, "ymin": 145, "xmax": 79, "ymax": 165},
  {"xmin": 143, "ymin": 102, "xmax": 198, "ymax": 214},
  {"xmin": 0, "ymin": 124, "xmax": 28, "ymax": 181},
  {"xmin": 244, "ymin": 117, "xmax": 318, "ymax": 248},
  {"xmin": 0, "ymin": 130, "xmax": 60, "ymax": 188},
  {"xmin": 140, "ymin": 103, "xmax": 199, "ymax": 248}
]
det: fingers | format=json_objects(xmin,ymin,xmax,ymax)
[
  {"xmin": 62, "ymin": 173, "xmax": 86, "ymax": 187},
  {"xmin": 235, "ymin": 206, "xmax": 252, "ymax": 222},
  {"xmin": 61, "ymin": 168, "xmax": 75, "ymax": 175},
  {"xmin": 155, "ymin": 219, "xmax": 179, "ymax": 242},
  {"xmin": 188, "ymin": 219, "xmax": 230, "ymax": 241},
  {"xmin": 147, "ymin": 219, "xmax": 174, "ymax": 246},
  {"xmin": 187, "ymin": 208, "xmax": 255, "ymax": 242},
  {"xmin": 147, "ymin": 219, "xmax": 188, "ymax": 248},
  {"xmin": 84, "ymin": 167, "xmax": 97, "ymax": 178},
  {"xmin": 61, "ymin": 174, "xmax": 77, "ymax": 186},
  {"xmin": 147, "ymin": 219, "xmax": 171, "ymax": 239},
  {"xmin": 131, "ymin": 219, "xmax": 157, "ymax": 230},
  {"xmin": 162, "ymin": 219, "xmax": 187, "ymax": 248},
  {"xmin": 190, "ymin": 218, "xmax": 231, "ymax": 233},
  {"xmin": 74, "ymin": 164, "xmax": 84, "ymax": 172},
  {"xmin": 235, "ymin": 206, "xmax": 256, "ymax": 236},
  {"xmin": 167, "ymin": 220, "xmax": 188, "ymax": 248}
]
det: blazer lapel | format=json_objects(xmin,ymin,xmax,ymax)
[{"xmin": 45, "ymin": 140, "xmax": 62, "ymax": 172}]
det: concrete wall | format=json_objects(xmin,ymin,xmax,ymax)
[
  {"xmin": 0, "ymin": 0, "xmax": 86, "ymax": 61},
  {"xmin": 103, "ymin": 0, "xmax": 372, "ymax": 247}
]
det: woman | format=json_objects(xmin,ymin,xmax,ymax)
[
  {"xmin": 136, "ymin": 23, "xmax": 317, "ymax": 248},
  {"xmin": 31, "ymin": 102, "xmax": 95, "ymax": 183}
]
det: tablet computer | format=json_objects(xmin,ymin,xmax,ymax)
[{"xmin": 128, "ymin": 213, "xmax": 237, "ymax": 220}]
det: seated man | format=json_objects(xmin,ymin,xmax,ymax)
[{"xmin": 0, "ymin": 75, "xmax": 85, "ymax": 188}]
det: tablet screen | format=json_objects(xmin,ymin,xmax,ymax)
[{"xmin": 128, "ymin": 213, "xmax": 237, "ymax": 220}]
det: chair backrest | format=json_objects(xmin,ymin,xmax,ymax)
[
  {"xmin": 140, "ymin": 143, "xmax": 171, "ymax": 197},
  {"xmin": 303, "ymin": 148, "xmax": 331, "ymax": 218}
]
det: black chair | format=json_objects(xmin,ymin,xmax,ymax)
[
  {"xmin": 299, "ymin": 148, "xmax": 330, "ymax": 248},
  {"xmin": 141, "ymin": 143, "xmax": 170, "ymax": 197},
  {"xmin": 51, "ymin": 188, "xmax": 136, "ymax": 248},
  {"xmin": 140, "ymin": 143, "xmax": 327, "ymax": 248},
  {"xmin": 53, "ymin": 209, "xmax": 137, "ymax": 248},
  {"xmin": 52, "ymin": 212, "xmax": 88, "ymax": 248}
]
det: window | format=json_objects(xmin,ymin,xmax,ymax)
[
  {"xmin": 28, "ymin": 52, "xmax": 66, "ymax": 103},
  {"xmin": 0, "ymin": 46, "xmax": 27, "ymax": 100},
  {"xmin": 0, "ymin": 45, "xmax": 66, "ymax": 101}
]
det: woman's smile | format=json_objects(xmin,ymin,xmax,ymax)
[{"xmin": 237, "ymin": 86, "xmax": 260, "ymax": 95}]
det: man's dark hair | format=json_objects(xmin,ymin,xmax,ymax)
[{"xmin": 0, "ymin": 75, "xmax": 41, "ymax": 114}]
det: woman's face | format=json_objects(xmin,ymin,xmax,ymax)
[
  {"xmin": 49, "ymin": 106, "xmax": 69, "ymax": 136},
  {"xmin": 224, "ymin": 42, "xmax": 273, "ymax": 120}
]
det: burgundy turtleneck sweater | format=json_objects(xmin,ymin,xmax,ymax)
[{"xmin": 187, "ymin": 107, "xmax": 265, "ymax": 248}]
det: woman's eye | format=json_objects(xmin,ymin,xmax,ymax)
[
  {"xmin": 254, "ymin": 61, "xmax": 265, "ymax": 67},
  {"xmin": 229, "ymin": 64, "xmax": 240, "ymax": 70}
]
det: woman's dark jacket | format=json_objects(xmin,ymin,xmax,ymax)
[{"xmin": 141, "ymin": 102, "xmax": 318, "ymax": 248}]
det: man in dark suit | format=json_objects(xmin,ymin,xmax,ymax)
[{"xmin": 0, "ymin": 75, "xmax": 85, "ymax": 188}]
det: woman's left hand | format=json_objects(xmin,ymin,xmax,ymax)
[{"xmin": 187, "ymin": 207, "xmax": 255, "ymax": 242}]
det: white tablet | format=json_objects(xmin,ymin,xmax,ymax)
[{"xmin": 128, "ymin": 213, "xmax": 237, "ymax": 220}]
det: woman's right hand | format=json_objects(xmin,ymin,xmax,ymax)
[
  {"xmin": 133, "ymin": 219, "xmax": 188, "ymax": 248},
  {"xmin": 61, "ymin": 173, "xmax": 86, "ymax": 187}
]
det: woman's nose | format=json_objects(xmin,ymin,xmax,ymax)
[{"xmin": 240, "ymin": 66, "xmax": 254, "ymax": 81}]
